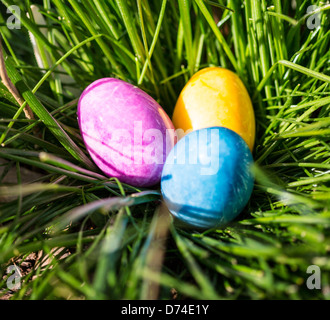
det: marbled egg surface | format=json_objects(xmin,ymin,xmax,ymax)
[
  {"xmin": 172, "ymin": 67, "xmax": 256, "ymax": 151},
  {"xmin": 161, "ymin": 127, "xmax": 254, "ymax": 229},
  {"xmin": 78, "ymin": 78, "xmax": 176, "ymax": 187}
]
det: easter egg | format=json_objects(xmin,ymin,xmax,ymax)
[
  {"xmin": 78, "ymin": 78, "xmax": 176, "ymax": 187},
  {"xmin": 161, "ymin": 127, "xmax": 254, "ymax": 229},
  {"xmin": 172, "ymin": 67, "xmax": 256, "ymax": 151}
]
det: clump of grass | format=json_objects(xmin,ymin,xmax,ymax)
[{"xmin": 0, "ymin": 0, "xmax": 329, "ymax": 300}]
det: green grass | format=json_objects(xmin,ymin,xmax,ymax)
[{"xmin": 0, "ymin": 0, "xmax": 329, "ymax": 300}]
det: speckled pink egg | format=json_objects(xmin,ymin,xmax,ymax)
[{"xmin": 78, "ymin": 78, "xmax": 176, "ymax": 187}]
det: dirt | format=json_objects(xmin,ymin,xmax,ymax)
[
  {"xmin": 0, "ymin": 158, "xmax": 43, "ymax": 202},
  {"xmin": 0, "ymin": 159, "xmax": 47, "ymax": 299}
]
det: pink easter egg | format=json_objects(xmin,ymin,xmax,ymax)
[{"xmin": 78, "ymin": 78, "xmax": 176, "ymax": 187}]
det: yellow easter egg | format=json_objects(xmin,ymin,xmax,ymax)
[{"xmin": 172, "ymin": 67, "xmax": 256, "ymax": 151}]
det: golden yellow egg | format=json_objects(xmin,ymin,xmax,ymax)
[{"xmin": 172, "ymin": 67, "xmax": 256, "ymax": 151}]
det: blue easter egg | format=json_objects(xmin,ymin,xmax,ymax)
[{"xmin": 161, "ymin": 127, "xmax": 254, "ymax": 229}]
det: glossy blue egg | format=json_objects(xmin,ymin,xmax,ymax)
[{"xmin": 161, "ymin": 127, "xmax": 254, "ymax": 229}]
